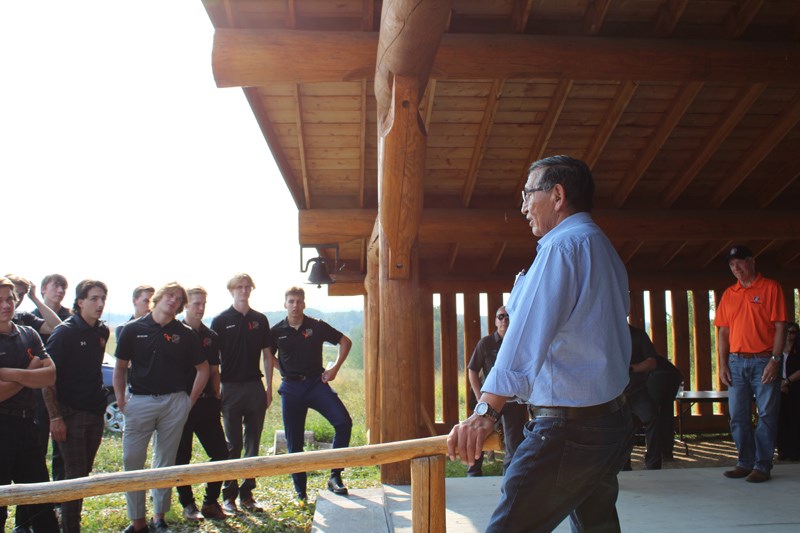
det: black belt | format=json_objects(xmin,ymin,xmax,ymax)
[
  {"xmin": 282, "ymin": 373, "xmax": 320, "ymax": 382},
  {"xmin": 0, "ymin": 407, "xmax": 36, "ymax": 419},
  {"xmin": 528, "ymin": 394, "xmax": 626, "ymax": 420}
]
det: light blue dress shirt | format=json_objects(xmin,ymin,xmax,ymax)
[{"xmin": 482, "ymin": 212, "xmax": 631, "ymax": 407}]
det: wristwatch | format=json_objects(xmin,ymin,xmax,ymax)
[
  {"xmin": 771, "ymin": 354, "xmax": 783, "ymax": 363},
  {"xmin": 474, "ymin": 401, "xmax": 501, "ymax": 422}
]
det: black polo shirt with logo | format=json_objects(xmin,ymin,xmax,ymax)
[
  {"xmin": 12, "ymin": 311, "xmax": 45, "ymax": 332},
  {"xmin": 183, "ymin": 320, "xmax": 220, "ymax": 396},
  {"xmin": 0, "ymin": 323, "xmax": 48, "ymax": 412},
  {"xmin": 115, "ymin": 314, "xmax": 204, "ymax": 395},
  {"xmin": 211, "ymin": 306, "xmax": 272, "ymax": 383},
  {"xmin": 33, "ymin": 305, "xmax": 71, "ymax": 344},
  {"xmin": 270, "ymin": 315, "xmax": 343, "ymax": 378},
  {"xmin": 46, "ymin": 314, "xmax": 110, "ymax": 413}
]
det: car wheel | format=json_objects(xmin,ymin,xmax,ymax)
[{"xmin": 105, "ymin": 400, "xmax": 124, "ymax": 432}]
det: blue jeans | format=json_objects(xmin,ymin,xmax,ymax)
[
  {"xmin": 727, "ymin": 354, "xmax": 780, "ymax": 473},
  {"xmin": 279, "ymin": 377, "xmax": 352, "ymax": 496},
  {"xmin": 487, "ymin": 404, "xmax": 633, "ymax": 533}
]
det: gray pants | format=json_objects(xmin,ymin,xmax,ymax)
[
  {"xmin": 221, "ymin": 380, "xmax": 267, "ymax": 501},
  {"xmin": 122, "ymin": 392, "xmax": 191, "ymax": 520}
]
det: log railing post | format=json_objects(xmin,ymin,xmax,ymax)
[{"xmin": 411, "ymin": 454, "xmax": 446, "ymax": 533}]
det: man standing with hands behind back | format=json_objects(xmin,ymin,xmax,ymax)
[
  {"xmin": 448, "ymin": 156, "xmax": 632, "ymax": 532},
  {"xmin": 716, "ymin": 245, "xmax": 786, "ymax": 483}
]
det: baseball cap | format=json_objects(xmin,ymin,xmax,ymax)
[{"xmin": 727, "ymin": 245, "xmax": 753, "ymax": 261}]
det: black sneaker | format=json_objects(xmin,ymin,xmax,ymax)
[
  {"xmin": 327, "ymin": 474, "xmax": 349, "ymax": 495},
  {"xmin": 149, "ymin": 518, "xmax": 171, "ymax": 533},
  {"xmin": 122, "ymin": 524, "xmax": 150, "ymax": 533}
]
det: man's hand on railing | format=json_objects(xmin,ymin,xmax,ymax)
[{"xmin": 446, "ymin": 414, "xmax": 495, "ymax": 467}]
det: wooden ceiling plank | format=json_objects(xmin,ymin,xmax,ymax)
[
  {"xmin": 725, "ymin": 0, "xmax": 766, "ymax": 39},
  {"xmin": 511, "ymin": 0, "xmax": 534, "ymax": 33},
  {"xmin": 359, "ymin": 79, "xmax": 367, "ymax": 208},
  {"xmin": 614, "ymin": 81, "xmax": 703, "ymax": 207},
  {"xmin": 661, "ymin": 83, "xmax": 766, "ymax": 207},
  {"xmin": 490, "ymin": 242, "xmax": 508, "ymax": 272},
  {"xmin": 758, "ymin": 150, "xmax": 800, "ymax": 208},
  {"xmin": 212, "ymin": 31, "xmax": 800, "ymax": 87},
  {"xmin": 293, "ymin": 84, "xmax": 311, "ymax": 208},
  {"xmin": 447, "ymin": 243, "xmax": 460, "ymax": 272},
  {"xmin": 243, "ymin": 87, "xmax": 306, "ymax": 208},
  {"xmin": 654, "ymin": 0, "xmax": 689, "ymax": 37},
  {"xmin": 584, "ymin": 0, "xmax": 612, "ymax": 36},
  {"xmin": 711, "ymin": 90, "xmax": 800, "ymax": 207},
  {"xmin": 462, "ymin": 79, "xmax": 504, "ymax": 207},
  {"xmin": 584, "ymin": 81, "xmax": 637, "ymax": 168},
  {"xmin": 779, "ymin": 247, "xmax": 800, "ymax": 268},
  {"xmin": 514, "ymin": 79, "xmax": 573, "ymax": 198}
]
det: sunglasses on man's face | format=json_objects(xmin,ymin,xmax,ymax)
[{"xmin": 496, "ymin": 313, "xmax": 509, "ymax": 320}]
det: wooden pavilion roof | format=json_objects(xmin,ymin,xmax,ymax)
[{"xmin": 202, "ymin": 0, "xmax": 800, "ymax": 295}]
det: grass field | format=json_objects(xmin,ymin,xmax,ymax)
[{"xmin": 8, "ymin": 366, "xmax": 495, "ymax": 532}]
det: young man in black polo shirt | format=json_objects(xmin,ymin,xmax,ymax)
[
  {"xmin": 0, "ymin": 277, "xmax": 59, "ymax": 532},
  {"xmin": 211, "ymin": 273, "xmax": 274, "ymax": 514},
  {"xmin": 174, "ymin": 286, "xmax": 229, "ymax": 521},
  {"xmin": 115, "ymin": 285, "xmax": 154, "ymax": 343},
  {"xmin": 42, "ymin": 280, "xmax": 110, "ymax": 533},
  {"xmin": 270, "ymin": 286, "xmax": 353, "ymax": 501},
  {"xmin": 35, "ymin": 274, "xmax": 72, "ymax": 323},
  {"xmin": 114, "ymin": 282, "xmax": 209, "ymax": 533},
  {"xmin": 6, "ymin": 274, "xmax": 63, "ymax": 336}
]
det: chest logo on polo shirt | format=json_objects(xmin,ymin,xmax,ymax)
[
  {"xmin": 27, "ymin": 348, "xmax": 34, "ymax": 360},
  {"xmin": 248, "ymin": 321, "xmax": 260, "ymax": 331},
  {"xmin": 163, "ymin": 333, "xmax": 181, "ymax": 344},
  {"xmin": 203, "ymin": 337, "xmax": 212, "ymax": 348},
  {"xmin": 99, "ymin": 337, "xmax": 106, "ymax": 348},
  {"xmin": 80, "ymin": 341, "xmax": 87, "ymax": 346},
  {"xmin": 302, "ymin": 328, "xmax": 313, "ymax": 339},
  {"xmin": 753, "ymin": 296, "xmax": 761, "ymax": 303}
]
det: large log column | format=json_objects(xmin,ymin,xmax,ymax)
[{"xmin": 375, "ymin": 0, "xmax": 452, "ymax": 485}]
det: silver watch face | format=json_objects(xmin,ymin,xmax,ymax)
[{"xmin": 475, "ymin": 402, "xmax": 488, "ymax": 416}]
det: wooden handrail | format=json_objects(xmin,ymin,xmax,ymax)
[{"xmin": 0, "ymin": 433, "xmax": 501, "ymax": 506}]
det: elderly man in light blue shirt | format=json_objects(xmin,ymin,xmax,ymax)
[{"xmin": 448, "ymin": 155, "xmax": 633, "ymax": 533}]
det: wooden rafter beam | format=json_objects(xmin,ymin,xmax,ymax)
[
  {"xmin": 614, "ymin": 81, "xmax": 703, "ymax": 207},
  {"xmin": 700, "ymin": 241, "xmax": 733, "ymax": 268},
  {"xmin": 758, "ymin": 151, "xmax": 800, "ymax": 208},
  {"xmin": 211, "ymin": 30, "xmax": 800, "ymax": 87},
  {"xmin": 490, "ymin": 242, "xmax": 507, "ymax": 272},
  {"xmin": 514, "ymin": 79, "xmax": 572, "ymax": 198},
  {"xmin": 511, "ymin": 0, "xmax": 534, "ymax": 33},
  {"xmin": 584, "ymin": 81, "xmax": 637, "ymax": 168},
  {"xmin": 243, "ymin": 87, "xmax": 306, "ymax": 208},
  {"xmin": 661, "ymin": 83, "xmax": 765, "ymax": 207},
  {"xmin": 359, "ymin": 79, "xmax": 367, "ymax": 208},
  {"xmin": 654, "ymin": 0, "xmax": 688, "ymax": 37},
  {"xmin": 299, "ymin": 208, "xmax": 800, "ymax": 246},
  {"xmin": 778, "ymin": 246, "xmax": 800, "ymax": 268},
  {"xmin": 293, "ymin": 84, "xmax": 311, "ymax": 208},
  {"xmin": 618, "ymin": 241, "xmax": 643, "ymax": 264},
  {"xmin": 285, "ymin": 0, "xmax": 297, "ymax": 29},
  {"xmin": 362, "ymin": 0, "xmax": 375, "ymax": 30},
  {"xmin": 657, "ymin": 241, "xmax": 687, "ymax": 267},
  {"xmin": 725, "ymin": 0, "xmax": 765, "ymax": 39},
  {"xmin": 447, "ymin": 243, "xmax": 460, "ymax": 272},
  {"xmin": 711, "ymin": 90, "xmax": 800, "ymax": 207},
  {"xmin": 422, "ymin": 79, "xmax": 437, "ymax": 133},
  {"xmin": 462, "ymin": 79, "xmax": 504, "ymax": 207},
  {"xmin": 584, "ymin": 0, "xmax": 612, "ymax": 35}
]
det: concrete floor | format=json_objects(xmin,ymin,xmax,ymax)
[{"xmin": 313, "ymin": 464, "xmax": 800, "ymax": 532}]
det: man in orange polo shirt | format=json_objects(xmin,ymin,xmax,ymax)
[{"xmin": 715, "ymin": 245, "xmax": 787, "ymax": 483}]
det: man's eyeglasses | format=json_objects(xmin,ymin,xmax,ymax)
[
  {"xmin": 496, "ymin": 313, "xmax": 509, "ymax": 320},
  {"xmin": 521, "ymin": 185, "xmax": 550, "ymax": 204}
]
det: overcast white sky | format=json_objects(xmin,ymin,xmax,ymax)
[{"xmin": 1, "ymin": 1, "xmax": 363, "ymax": 318}]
